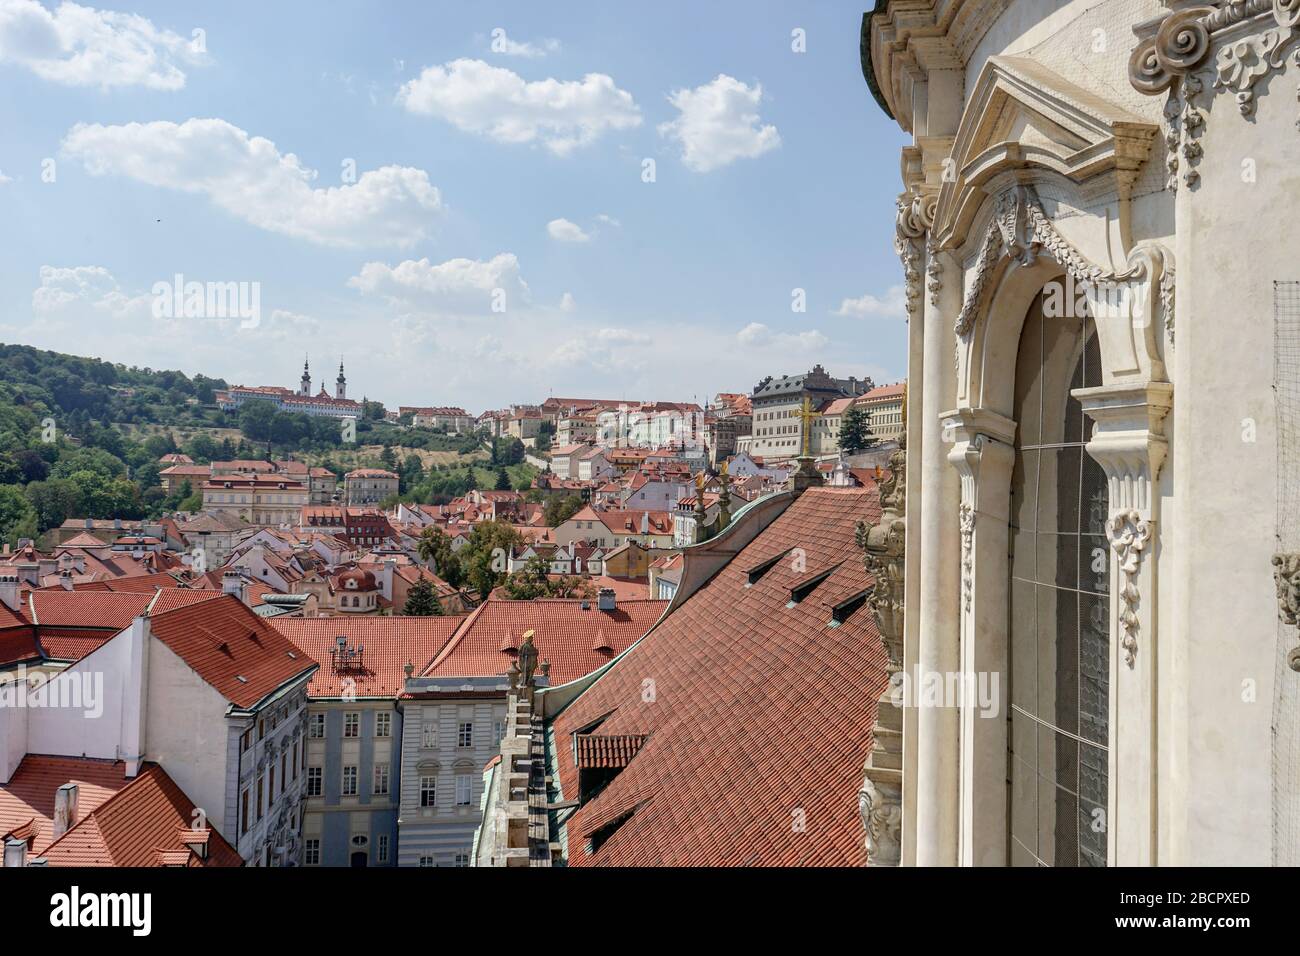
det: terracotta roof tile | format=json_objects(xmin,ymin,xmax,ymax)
[
  {"xmin": 420, "ymin": 597, "xmax": 666, "ymax": 685},
  {"xmin": 145, "ymin": 595, "xmax": 316, "ymax": 708},
  {"xmin": 39, "ymin": 764, "xmax": 242, "ymax": 867},
  {"xmin": 0, "ymin": 755, "xmax": 130, "ymax": 856},
  {"xmin": 272, "ymin": 617, "xmax": 465, "ymax": 698},
  {"xmin": 550, "ymin": 486, "xmax": 887, "ymax": 867}
]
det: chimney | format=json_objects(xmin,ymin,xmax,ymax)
[
  {"xmin": 3, "ymin": 837, "xmax": 27, "ymax": 868},
  {"xmin": 52, "ymin": 783, "xmax": 79, "ymax": 838},
  {"xmin": 0, "ymin": 573, "xmax": 18, "ymax": 612},
  {"xmin": 222, "ymin": 570, "xmax": 243, "ymax": 599},
  {"xmin": 84, "ymin": 518, "xmax": 93, "ymax": 530},
  {"xmin": 58, "ymin": 569, "xmax": 74, "ymax": 591},
  {"xmin": 113, "ymin": 518, "xmax": 122, "ymax": 530},
  {"xmin": 639, "ymin": 512, "xmax": 649, "ymax": 535},
  {"xmin": 597, "ymin": 587, "xmax": 616, "ymax": 612}
]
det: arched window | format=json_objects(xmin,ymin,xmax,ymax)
[{"xmin": 1007, "ymin": 288, "xmax": 1109, "ymax": 867}]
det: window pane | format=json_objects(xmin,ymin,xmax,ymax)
[{"xmin": 1008, "ymin": 295, "xmax": 1108, "ymax": 867}]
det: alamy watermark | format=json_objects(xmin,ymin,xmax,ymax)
[
  {"xmin": 0, "ymin": 665, "xmax": 103, "ymax": 718},
  {"xmin": 151, "ymin": 273, "xmax": 261, "ymax": 329}
]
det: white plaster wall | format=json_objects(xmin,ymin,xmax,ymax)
[
  {"xmin": 1168, "ymin": 60, "xmax": 1300, "ymax": 864},
  {"xmin": 25, "ymin": 621, "xmax": 142, "ymax": 763},
  {"xmin": 144, "ymin": 636, "xmax": 233, "ymax": 833}
]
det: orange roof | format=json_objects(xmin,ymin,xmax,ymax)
[
  {"xmin": 860, "ymin": 381, "xmax": 905, "ymax": 401},
  {"xmin": 146, "ymin": 595, "xmax": 317, "ymax": 708},
  {"xmin": 552, "ymin": 486, "xmax": 886, "ymax": 867},
  {"xmin": 26, "ymin": 590, "xmax": 154, "ymax": 629},
  {"xmin": 0, "ymin": 755, "xmax": 131, "ymax": 856},
  {"xmin": 419, "ymin": 597, "xmax": 666, "ymax": 685},
  {"xmin": 272, "ymin": 616, "xmax": 466, "ymax": 698},
  {"xmin": 38, "ymin": 764, "xmax": 242, "ymax": 867}
]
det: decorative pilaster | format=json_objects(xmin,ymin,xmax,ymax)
[
  {"xmin": 945, "ymin": 406, "xmax": 1016, "ymax": 867},
  {"xmin": 1074, "ymin": 380, "xmax": 1173, "ymax": 866}
]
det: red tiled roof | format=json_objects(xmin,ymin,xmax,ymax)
[
  {"xmin": 146, "ymin": 595, "xmax": 316, "ymax": 708},
  {"xmin": 27, "ymin": 591, "xmax": 154, "ymax": 629},
  {"xmin": 39, "ymin": 764, "xmax": 242, "ymax": 867},
  {"xmin": 420, "ymin": 597, "xmax": 666, "ymax": 685},
  {"xmin": 0, "ymin": 599, "xmax": 38, "ymax": 667},
  {"xmin": 551, "ymin": 486, "xmax": 887, "ymax": 867},
  {"xmin": 272, "ymin": 617, "xmax": 465, "ymax": 698},
  {"xmin": 0, "ymin": 755, "xmax": 130, "ymax": 856},
  {"xmin": 574, "ymin": 734, "xmax": 647, "ymax": 769}
]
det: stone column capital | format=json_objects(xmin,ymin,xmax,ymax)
[{"xmin": 1073, "ymin": 381, "xmax": 1173, "ymax": 517}]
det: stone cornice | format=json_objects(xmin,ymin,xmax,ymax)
[{"xmin": 868, "ymin": 0, "xmax": 1010, "ymax": 132}]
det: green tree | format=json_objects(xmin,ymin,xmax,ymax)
[
  {"xmin": 402, "ymin": 578, "xmax": 444, "ymax": 616},
  {"xmin": 457, "ymin": 520, "xmax": 525, "ymax": 597},
  {"xmin": 416, "ymin": 526, "xmax": 462, "ymax": 588},
  {"xmin": 0, "ymin": 485, "xmax": 38, "ymax": 545},
  {"xmin": 543, "ymin": 493, "xmax": 585, "ymax": 527},
  {"xmin": 838, "ymin": 403, "xmax": 876, "ymax": 453},
  {"xmin": 238, "ymin": 399, "xmax": 277, "ymax": 442},
  {"xmin": 494, "ymin": 466, "xmax": 512, "ymax": 491}
]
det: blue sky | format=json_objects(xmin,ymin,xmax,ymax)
[{"xmin": 0, "ymin": 0, "xmax": 909, "ymax": 411}]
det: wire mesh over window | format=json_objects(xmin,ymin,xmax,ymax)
[
  {"xmin": 1273, "ymin": 280, "xmax": 1300, "ymax": 865},
  {"xmin": 1007, "ymin": 292, "xmax": 1109, "ymax": 867}
]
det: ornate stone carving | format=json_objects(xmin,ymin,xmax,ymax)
[
  {"xmin": 858, "ymin": 775, "xmax": 902, "ymax": 866},
  {"xmin": 1215, "ymin": 21, "xmax": 1298, "ymax": 115},
  {"xmin": 959, "ymin": 502, "xmax": 975, "ymax": 614},
  {"xmin": 1161, "ymin": 265, "xmax": 1178, "ymax": 344},
  {"xmin": 926, "ymin": 238, "xmax": 942, "ymax": 307},
  {"xmin": 894, "ymin": 189, "xmax": 934, "ymax": 323},
  {"xmin": 952, "ymin": 186, "xmax": 1175, "ymax": 357},
  {"xmin": 855, "ymin": 413, "xmax": 907, "ymax": 866},
  {"xmin": 1270, "ymin": 552, "xmax": 1300, "ymax": 671},
  {"xmin": 1106, "ymin": 509, "xmax": 1153, "ymax": 668},
  {"xmin": 1131, "ymin": 1, "xmax": 1300, "ymax": 139}
]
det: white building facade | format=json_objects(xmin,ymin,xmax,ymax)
[{"xmin": 861, "ymin": 0, "xmax": 1300, "ymax": 867}]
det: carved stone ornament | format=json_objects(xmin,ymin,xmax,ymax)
[
  {"xmin": 952, "ymin": 185, "xmax": 1175, "ymax": 344},
  {"xmin": 959, "ymin": 502, "xmax": 976, "ymax": 614},
  {"xmin": 1106, "ymin": 509, "xmax": 1153, "ymax": 668},
  {"xmin": 858, "ymin": 776, "xmax": 902, "ymax": 866},
  {"xmin": 1270, "ymin": 552, "xmax": 1300, "ymax": 671},
  {"xmin": 895, "ymin": 188, "xmax": 936, "ymax": 322},
  {"xmin": 1130, "ymin": 1, "xmax": 1300, "ymax": 182}
]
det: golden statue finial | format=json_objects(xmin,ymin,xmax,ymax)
[{"xmin": 796, "ymin": 396, "xmax": 821, "ymax": 458}]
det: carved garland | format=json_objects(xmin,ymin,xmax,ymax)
[
  {"xmin": 951, "ymin": 185, "xmax": 1175, "ymax": 343},
  {"xmin": 1106, "ymin": 509, "xmax": 1153, "ymax": 668},
  {"xmin": 959, "ymin": 501, "xmax": 975, "ymax": 614}
]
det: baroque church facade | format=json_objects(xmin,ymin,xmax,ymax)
[{"xmin": 858, "ymin": 0, "xmax": 1300, "ymax": 866}]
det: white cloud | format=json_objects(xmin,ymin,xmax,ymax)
[
  {"xmin": 559, "ymin": 291, "xmax": 576, "ymax": 312},
  {"xmin": 737, "ymin": 321, "xmax": 827, "ymax": 351},
  {"xmin": 61, "ymin": 118, "xmax": 443, "ymax": 248},
  {"xmin": 32, "ymin": 264, "xmax": 149, "ymax": 318},
  {"xmin": 488, "ymin": 28, "xmax": 559, "ymax": 58},
  {"xmin": 595, "ymin": 213, "xmax": 620, "ymax": 228},
  {"xmin": 549, "ymin": 327, "xmax": 651, "ymax": 371},
  {"xmin": 347, "ymin": 253, "xmax": 529, "ymax": 316},
  {"xmin": 547, "ymin": 217, "xmax": 590, "ymax": 242},
  {"xmin": 0, "ymin": 168, "xmax": 11, "ymax": 184},
  {"xmin": 833, "ymin": 286, "xmax": 907, "ymax": 320},
  {"xmin": 658, "ymin": 74, "xmax": 780, "ymax": 172},
  {"xmin": 0, "ymin": 0, "xmax": 206, "ymax": 90},
  {"xmin": 397, "ymin": 58, "xmax": 641, "ymax": 155}
]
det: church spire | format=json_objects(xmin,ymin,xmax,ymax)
[
  {"xmin": 336, "ymin": 356, "xmax": 347, "ymax": 400},
  {"xmin": 300, "ymin": 355, "xmax": 311, "ymax": 396}
]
